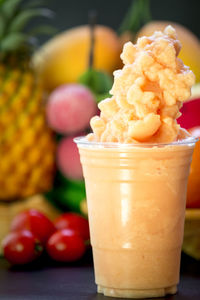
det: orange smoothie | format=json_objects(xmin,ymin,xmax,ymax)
[
  {"xmin": 76, "ymin": 135, "xmax": 196, "ymax": 298},
  {"xmin": 75, "ymin": 25, "xmax": 197, "ymax": 298}
]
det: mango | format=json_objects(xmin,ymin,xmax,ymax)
[
  {"xmin": 137, "ymin": 21, "xmax": 200, "ymax": 83},
  {"xmin": 33, "ymin": 25, "xmax": 121, "ymax": 91}
]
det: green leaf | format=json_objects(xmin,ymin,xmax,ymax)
[
  {"xmin": 96, "ymin": 92, "xmax": 112, "ymax": 104},
  {"xmin": 46, "ymin": 172, "xmax": 86, "ymax": 213},
  {"xmin": 142, "ymin": 0, "xmax": 151, "ymax": 22},
  {"xmin": 118, "ymin": 0, "xmax": 151, "ymax": 35},
  {"xmin": 119, "ymin": 0, "xmax": 140, "ymax": 35},
  {"xmin": 24, "ymin": 0, "xmax": 48, "ymax": 8},
  {"xmin": 79, "ymin": 69, "xmax": 113, "ymax": 102},
  {"xmin": 9, "ymin": 8, "xmax": 54, "ymax": 33},
  {"xmin": 0, "ymin": 32, "xmax": 26, "ymax": 51},
  {"xmin": 0, "ymin": 13, "xmax": 6, "ymax": 38},
  {"xmin": 1, "ymin": 0, "xmax": 22, "ymax": 20},
  {"xmin": 28, "ymin": 25, "xmax": 57, "ymax": 36}
]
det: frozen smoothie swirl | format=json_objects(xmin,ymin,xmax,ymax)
[{"xmin": 88, "ymin": 25, "xmax": 195, "ymax": 143}]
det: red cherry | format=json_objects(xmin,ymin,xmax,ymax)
[
  {"xmin": 3, "ymin": 230, "xmax": 43, "ymax": 265},
  {"xmin": 11, "ymin": 209, "xmax": 56, "ymax": 245},
  {"xmin": 47, "ymin": 229, "xmax": 86, "ymax": 262},
  {"xmin": 54, "ymin": 213, "xmax": 90, "ymax": 241}
]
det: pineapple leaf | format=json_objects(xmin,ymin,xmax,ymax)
[
  {"xmin": 24, "ymin": 0, "xmax": 48, "ymax": 8},
  {"xmin": 28, "ymin": 25, "xmax": 57, "ymax": 36},
  {"xmin": 0, "ymin": 32, "xmax": 26, "ymax": 51},
  {"xmin": 1, "ymin": 0, "xmax": 22, "ymax": 20},
  {"xmin": 0, "ymin": 13, "xmax": 6, "ymax": 38},
  {"xmin": 9, "ymin": 8, "xmax": 54, "ymax": 33}
]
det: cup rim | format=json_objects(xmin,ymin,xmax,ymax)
[{"xmin": 74, "ymin": 130, "xmax": 198, "ymax": 148}]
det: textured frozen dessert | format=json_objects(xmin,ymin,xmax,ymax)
[
  {"xmin": 76, "ymin": 25, "xmax": 197, "ymax": 299},
  {"xmin": 88, "ymin": 25, "xmax": 195, "ymax": 143}
]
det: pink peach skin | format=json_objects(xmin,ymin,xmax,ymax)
[
  {"xmin": 178, "ymin": 98, "xmax": 200, "ymax": 129},
  {"xmin": 46, "ymin": 84, "xmax": 97, "ymax": 134},
  {"xmin": 57, "ymin": 136, "xmax": 83, "ymax": 180}
]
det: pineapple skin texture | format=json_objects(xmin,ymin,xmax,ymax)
[{"xmin": 0, "ymin": 65, "xmax": 56, "ymax": 200}]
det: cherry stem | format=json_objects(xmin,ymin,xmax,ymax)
[{"xmin": 34, "ymin": 241, "xmax": 43, "ymax": 254}]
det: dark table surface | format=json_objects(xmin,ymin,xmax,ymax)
[{"xmin": 0, "ymin": 251, "xmax": 200, "ymax": 300}]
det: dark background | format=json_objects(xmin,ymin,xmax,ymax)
[{"xmin": 37, "ymin": 0, "xmax": 200, "ymax": 44}]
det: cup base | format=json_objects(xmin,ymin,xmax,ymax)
[{"xmin": 97, "ymin": 284, "xmax": 177, "ymax": 298}]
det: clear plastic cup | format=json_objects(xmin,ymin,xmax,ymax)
[{"xmin": 75, "ymin": 133, "xmax": 197, "ymax": 298}]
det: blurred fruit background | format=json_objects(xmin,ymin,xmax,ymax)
[{"xmin": 0, "ymin": 0, "xmax": 200, "ymax": 260}]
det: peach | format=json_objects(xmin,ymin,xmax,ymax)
[
  {"xmin": 57, "ymin": 136, "xmax": 83, "ymax": 180},
  {"xmin": 46, "ymin": 84, "xmax": 97, "ymax": 134}
]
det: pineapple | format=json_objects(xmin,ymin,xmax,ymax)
[{"xmin": 0, "ymin": 0, "xmax": 56, "ymax": 200}]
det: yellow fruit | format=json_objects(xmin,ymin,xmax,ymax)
[
  {"xmin": 33, "ymin": 25, "xmax": 121, "ymax": 91},
  {"xmin": 190, "ymin": 83, "xmax": 200, "ymax": 100},
  {"xmin": 0, "ymin": 0, "xmax": 57, "ymax": 201},
  {"xmin": 137, "ymin": 21, "xmax": 200, "ymax": 83},
  {"xmin": 183, "ymin": 208, "xmax": 200, "ymax": 259},
  {"xmin": 0, "ymin": 67, "xmax": 56, "ymax": 200}
]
